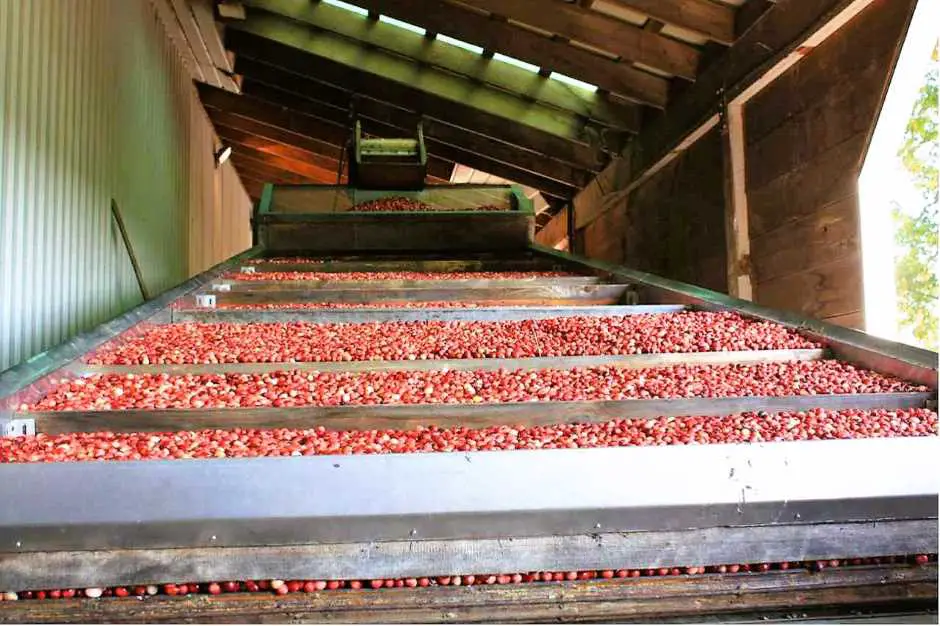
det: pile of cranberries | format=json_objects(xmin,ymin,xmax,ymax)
[{"xmin": 84, "ymin": 312, "xmax": 821, "ymax": 365}]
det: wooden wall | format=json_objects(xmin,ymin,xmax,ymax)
[
  {"xmin": 620, "ymin": 128, "xmax": 728, "ymax": 292},
  {"xmin": 542, "ymin": 127, "xmax": 727, "ymax": 292},
  {"xmin": 743, "ymin": 0, "xmax": 913, "ymax": 329}
]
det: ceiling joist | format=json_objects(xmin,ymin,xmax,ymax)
[
  {"xmin": 246, "ymin": 0, "xmax": 666, "ymax": 110},
  {"xmin": 233, "ymin": 56, "xmax": 593, "ymax": 187},
  {"xmin": 244, "ymin": 0, "xmax": 643, "ymax": 127},
  {"xmin": 236, "ymin": 80, "xmax": 580, "ymax": 199},
  {"xmin": 213, "ymin": 123, "xmax": 343, "ymax": 173},
  {"xmin": 199, "ymin": 85, "xmax": 456, "ymax": 182},
  {"xmin": 350, "ymin": 0, "xmax": 669, "ymax": 107},
  {"xmin": 227, "ymin": 141, "xmax": 341, "ymax": 181},
  {"xmin": 454, "ymin": 0, "xmax": 700, "ymax": 79},
  {"xmin": 199, "ymin": 82, "xmax": 574, "ymax": 198},
  {"xmin": 223, "ymin": 29, "xmax": 610, "ymax": 168},
  {"xmin": 224, "ymin": 13, "xmax": 634, "ymax": 149},
  {"xmin": 604, "ymin": 0, "xmax": 736, "ymax": 45}
]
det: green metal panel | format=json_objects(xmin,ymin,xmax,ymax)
[{"xmin": 0, "ymin": 0, "xmax": 252, "ymax": 372}]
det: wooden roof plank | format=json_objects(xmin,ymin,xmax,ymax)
[
  {"xmin": 230, "ymin": 155, "xmax": 319, "ymax": 184},
  {"xmin": 262, "ymin": 0, "xmax": 669, "ymax": 108},
  {"xmin": 455, "ymin": 0, "xmax": 700, "ymax": 79},
  {"xmin": 229, "ymin": 141, "xmax": 341, "ymax": 181},
  {"xmin": 245, "ymin": 0, "xmax": 643, "ymax": 125},
  {"xmin": 214, "ymin": 124, "xmax": 341, "ymax": 172},
  {"xmin": 234, "ymin": 56, "xmax": 593, "ymax": 187},
  {"xmin": 605, "ymin": 0, "xmax": 736, "ymax": 45},
  {"xmin": 197, "ymin": 83, "xmax": 572, "ymax": 197},
  {"xmin": 237, "ymin": 83, "xmax": 577, "ymax": 198},
  {"xmin": 224, "ymin": 28, "xmax": 609, "ymax": 169},
  {"xmin": 225, "ymin": 11, "xmax": 633, "ymax": 144},
  {"xmin": 205, "ymin": 108, "xmax": 346, "ymax": 162},
  {"xmin": 198, "ymin": 84, "xmax": 457, "ymax": 181}
]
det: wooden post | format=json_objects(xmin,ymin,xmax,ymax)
[
  {"xmin": 110, "ymin": 199, "xmax": 151, "ymax": 301},
  {"xmin": 720, "ymin": 97, "xmax": 753, "ymax": 300},
  {"xmin": 566, "ymin": 196, "xmax": 576, "ymax": 255}
]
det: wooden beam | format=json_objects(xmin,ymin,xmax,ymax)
[
  {"xmin": 198, "ymin": 82, "xmax": 349, "ymax": 145},
  {"xmin": 149, "ymin": 0, "xmax": 205, "ymax": 82},
  {"xmin": 225, "ymin": 14, "xmax": 625, "ymax": 152},
  {"xmin": 720, "ymin": 103, "xmax": 753, "ymax": 299},
  {"xmin": 224, "ymin": 35, "xmax": 607, "ymax": 171},
  {"xmin": 242, "ymin": 0, "xmax": 644, "ymax": 126},
  {"xmin": 229, "ymin": 144, "xmax": 339, "ymax": 181},
  {"xmin": 191, "ymin": 0, "xmax": 234, "ymax": 73},
  {"xmin": 169, "ymin": 0, "xmax": 223, "ymax": 85},
  {"xmin": 205, "ymin": 108, "xmax": 345, "ymax": 162},
  {"xmin": 234, "ymin": 56, "xmax": 593, "ymax": 188},
  {"xmin": 306, "ymin": 0, "xmax": 669, "ymax": 107},
  {"xmin": 604, "ymin": 0, "xmax": 736, "ymax": 45},
  {"xmin": 214, "ymin": 123, "xmax": 341, "ymax": 173},
  {"xmin": 198, "ymin": 84, "xmax": 457, "ymax": 182},
  {"xmin": 626, "ymin": 0, "xmax": 878, "ymax": 193},
  {"xmin": 455, "ymin": 0, "xmax": 699, "ymax": 79},
  {"xmin": 736, "ymin": 0, "xmax": 776, "ymax": 37},
  {"xmin": 230, "ymin": 157, "xmax": 312, "ymax": 185},
  {"xmin": 237, "ymin": 78, "xmax": 580, "ymax": 199}
]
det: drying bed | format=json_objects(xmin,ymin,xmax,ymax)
[
  {"xmin": 82, "ymin": 312, "xmax": 821, "ymax": 365},
  {"xmin": 3, "ymin": 407, "xmax": 935, "ymax": 462}
]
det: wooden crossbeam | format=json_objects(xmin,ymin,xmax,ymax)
[
  {"xmin": 627, "ymin": 0, "xmax": 875, "ymax": 185},
  {"xmin": 229, "ymin": 143, "xmax": 339, "ymax": 181},
  {"xmin": 455, "ymin": 0, "xmax": 700, "ymax": 80},
  {"xmin": 604, "ymin": 0, "xmax": 736, "ymax": 44},
  {"xmin": 198, "ymin": 84, "xmax": 456, "ymax": 182},
  {"xmin": 230, "ymin": 155, "xmax": 314, "ymax": 185},
  {"xmin": 242, "ymin": 0, "xmax": 644, "ymax": 127},
  {"xmin": 206, "ymin": 108, "xmax": 345, "ymax": 162},
  {"xmin": 216, "ymin": 124, "xmax": 341, "ymax": 173},
  {"xmin": 205, "ymin": 105, "xmax": 456, "ymax": 181},
  {"xmin": 200, "ymin": 82, "xmax": 565, "ymax": 196},
  {"xmin": 234, "ymin": 56, "xmax": 593, "ymax": 188},
  {"xmin": 224, "ymin": 14, "xmax": 627, "ymax": 153},
  {"xmin": 237, "ymin": 78, "xmax": 580, "ymax": 199},
  {"xmin": 352, "ymin": 0, "xmax": 668, "ymax": 107}
]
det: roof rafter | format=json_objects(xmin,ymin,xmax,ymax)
[
  {"xmin": 223, "ymin": 30, "xmax": 609, "ymax": 170},
  {"xmin": 214, "ymin": 124, "xmax": 342, "ymax": 174},
  {"xmin": 455, "ymin": 0, "xmax": 700, "ymax": 79},
  {"xmin": 238, "ymin": 80, "xmax": 579, "ymax": 199},
  {"xmin": 234, "ymin": 56, "xmax": 593, "ymax": 188},
  {"xmin": 230, "ymin": 153, "xmax": 322, "ymax": 185},
  {"xmin": 199, "ymin": 84, "xmax": 461, "ymax": 180},
  {"xmin": 603, "ymin": 0, "xmax": 736, "ymax": 45},
  {"xmin": 224, "ymin": 12, "xmax": 634, "ymax": 148},
  {"xmin": 198, "ymin": 81, "xmax": 576, "ymax": 199},
  {"xmin": 244, "ymin": 0, "xmax": 643, "ymax": 127},
  {"xmin": 227, "ymin": 141, "xmax": 342, "ymax": 181},
  {"xmin": 257, "ymin": 0, "xmax": 668, "ymax": 108}
]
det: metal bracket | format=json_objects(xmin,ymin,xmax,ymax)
[
  {"xmin": 1, "ymin": 414, "xmax": 36, "ymax": 438},
  {"xmin": 195, "ymin": 294, "xmax": 217, "ymax": 308}
]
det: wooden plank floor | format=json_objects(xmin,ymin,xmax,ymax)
[{"xmin": 0, "ymin": 565, "xmax": 934, "ymax": 624}]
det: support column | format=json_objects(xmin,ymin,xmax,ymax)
[{"xmin": 720, "ymin": 97, "xmax": 753, "ymax": 300}]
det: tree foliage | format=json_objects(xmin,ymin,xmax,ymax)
[{"xmin": 892, "ymin": 44, "xmax": 938, "ymax": 351}]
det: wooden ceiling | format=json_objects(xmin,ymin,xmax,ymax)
[{"xmin": 180, "ymin": 0, "xmax": 768, "ymax": 211}]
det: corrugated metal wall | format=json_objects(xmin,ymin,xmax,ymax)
[{"xmin": 0, "ymin": 0, "xmax": 252, "ymax": 371}]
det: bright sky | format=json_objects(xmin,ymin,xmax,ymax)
[{"xmin": 858, "ymin": 0, "xmax": 939, "ymax": 346}]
